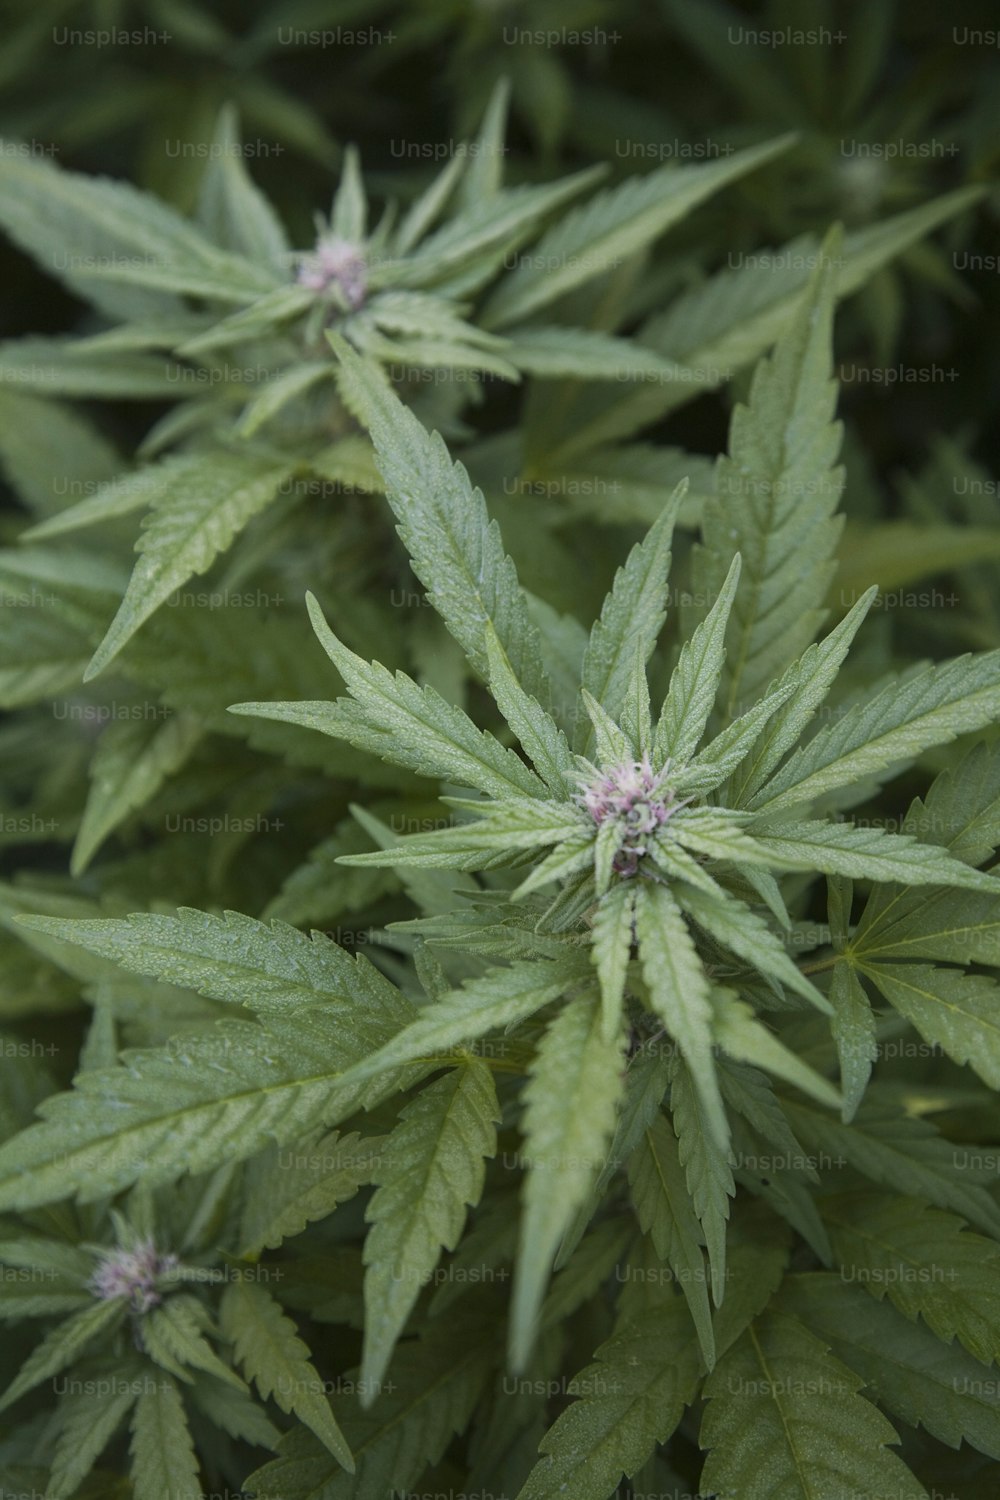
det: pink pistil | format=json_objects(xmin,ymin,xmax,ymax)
[
  {"xmin": 578, "ymin": 754, "xmax": 678, "ymax": 876},
  {"xmin": 296, "ymin": 234, "xmax": 368, "ymax": 309},
  {"xmin": 90, "ymin": 1239, "xmax": 180, "ymax": 1314}
]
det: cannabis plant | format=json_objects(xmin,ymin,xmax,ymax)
[
  {"xmin": 0, "ymin": 93, "xmax": 983, "ymax": 792},
  {"xmin": 0, "ymin": 1188, "xmax": 298, "ymax": 1499},
  {"xmin": 2, "ymin": 80, "xmax": 983, "ymax": 921},
  {"xmin": 2, "ymin": 221, "xmax": 1000, "ymax": 1499},
  {"xmin": 0, "ymin": 89, "xmax": 802, "ymax": 691}
]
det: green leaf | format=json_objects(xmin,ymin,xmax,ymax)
[
  {"xmin": 188, "ymin": 1371, "xmax": 282, "ymax": 1450},
  {"xmin": 654, "ymin": 552, "xmax": 741, "ymax": 765},
  {"xmin": 177, "ymin": 284, "xmax": 312, "ymax": 356},
  {"xmin": 502, "ymin": 325, "xmax": 697, "ymax": 381},
  {"xmin": 0, "ymin": 1236, "xmax": 93, "ymax": 1283},
  {"xmin": 627, "ymin": 1113, "xmax": 716, "ymax": 1368},
  {"xmin": 309, "ymin": 435, "xmax": 384, "ymax": 495},
  {"xmin": 0, "ymin": 541, "xmax": 127, "ymax": 606},
  {"xmin": 329, "ymin": 957, "xmax": 583, "ymax": 1094},
  {"xmin": 395, "ymin": 156, "xmax": 466, "ymax": 257},
  {"xmin": 485, "ymin": 626, "xmax": 576, "ymax": 795},
  {"xmin": 443, "ymin": 797, "xmax": 585, "ymax": 849},
  {"xmin": 524, "ymin": 591, "xmax": 588, "ymax": 733},
  {"xmin": 670, "ymin": 1055, "xmax": 735, "ymax": 1308},
  {"xmin": 724, "ymin": 588, "xmax": 878, "ymax": 806},
  {"xmin": 0, "ymin": 147, "xmax": 271, "ymax": 320},
  {"xmin": 539, "ymin": 1219, "xmax": 632, "ymax": 1334},
  {"xmin": 368, "ymin": 291, "xmax": 511, "ymax": 351},
  {"xmin": 0, "ymin": 1295, "xmax": 124, "ymax": 1412},
  {"xmin": 142, "ymin": 1294, "xmax": 247, "ymax": 1390},
  {"xmin": 72, "ymin": 713, "xmax": 202, "ymax": 875},
  {"xmin": 349, "ymin": 323, "xmax": 521, "ymax": 383},
  {"xmin": 75, "ymin": 253, "xmax": 274, "ymax": 302},
  {"xmin": 233, "ymin": 593, "xmax": 546, "ymax": 801},
  {"xmin": 634, "ymin": 882, "xmax": 727, "ymax": 1150},
  {"xmin": 554, "ymin": 188, "xmax": 983, "ymax": 460},
  {"xmin": 694, "ymin": 229, "xmax": 845, "ymax": 720},
  {"xmin": 718, "ymin": 1058, "xmax": 813, "ymax": 1166},
  {"xmin": 747, "ymin": 818, "xmax": 1000, "ymax": 892},
  {"xmin": 0, "ymin": 1277, "xmax": 89, "ymax": 1320},
  {"xmin": 700, "ymin": 1309, "xmax": 926, "ymax": 1500},
  {"xmin": 331, "ymin": 145, "xmax": 367, "ymax": 242},
  {"xmin": 822, "ymin": 1192, "xmax": 1000, "ymax": 1365},
  {"xmin": 330, "ymin": 338, "xmax": 549, "ymax": 700},
  {"xmin": 16, "ymin": 907, "xmax": 412, "ymax": 1023},
  {"xmin": 834, "ymin": 521, "xmax": 1000, "ymax": 605},
  {"xmin": 899, "ymin": 739, "xmax": 1000, "ymax": 866},
  {"xmin": 246, "ymin": 1312, "xmax": 493, "ymax": 1500},
  {"xmin": 580, "ymin": 687, "xmax": 632, "ymax": 765},
  {"xmin": 236, "ymin": 361, "xmax": 334, "ymax": 436},
  {"xmin": 708, "ymin": 990, "xmax": 839, "ymax": 1106},
  {"xmin": 221, "ymin": 1277, "xmax": 354, "ymax": 1470},
  {"xmin": 512, "ymin": 993, "xmax": 626, "ymax": 1371},
  {"xmin": 362, "ymin": 1060, "xmax": 499, "ymax": 1395},
  {"xmin": 72, "ymin": 322, "xmax": 204, "ymax": 353},
  {"xmin": 861, "ymin": 962, "xmax": 1000, "ymax": 1090},
  {"xmin": 712, "ymin": 1200, "xmax": 792, "ymax": 1359},
  {"xmin": 620, "ymin": 644, "xmax": 653, "ymax": 757},
  {"xmin": 482, "ymin": 135, "xmax": 795, "ymax": 328},
  {"xmin": 574, "ymin": 491, "xmax": 681, "ymax": 753},
  {"xmin": 0, "ymin": 387, "xmax": 120, "ymax": 517},
  {"xmin": 85, "ymin": 452, "xmax": 295, "ymax": 679},
  {"xmin": 826, "ymin": 872, "xmax": 853, "ymax": 956},
  {"xmin": 22, "ymin": 454, "xmax": 216, "ymax": 542},
  {"xmin": 854, "ymin": 891, "xmax": 1000, "ymax": 973},
  {"xmin": 0, "ymin": 1006, "xmax": 416, "ymax": 1212},
  {"xmin": 753, "ymin": 651, "xmax": 1000, "ymax": 814},
  {"xmin": 851, "ymin": 744, "xmax": 1000, "ymax": 969},
  {"xmin": 781, "ymin": 1271, "xmax": 1000, "ymax": 1461},
  {"xmin": 458, "ymin": 78, "xmax": 509, "ymax": 206},
  {"xmin": 668, "ymin": 807, "xmax": 777, "ymax": 867},
  {"xmin": 672, "ymin": 678, "xmax": 796, "ymax": 794},
  {"xmin": 196, "ymin": 104, "xmax": 289, "ymax": 264},
  {"xmin": 590, "ymin": 883, "xmax": 636, "ymax": 1043},
  {"xmin": 829, "ymin": 960, "xmax": 877, "ymax": 1123},
  {"xmin": 339, "ymin": 800, "xmax": 583, "ymax": 870},
  {"xmin": 384, "ymin": 166, "xmax": 602, "ymax": 292},
  {"xmin": 0, "ymin": 336, "xmax": 186, "ymax": 398},
  {"xmin": 515, "ymin": 1301, "xmax": 702, "ymax": 1500},
  {"xmin": 674, "ymin": 881, "xmax": 826, "ymax": 1010},
  {"xmin": 784, "ymin": 1101, "xmax": 1000, "ymax": 1238},
  {"xmin": 129, "ymin": 1373, "xmax": 201, "ymax": 1500},
  {"xmin": 47, "ymin": 1358, "xmax": 140, "ymax": 1499},
  {"xmin": 510, "ymin": 832, "xmax": 596, "ymax": 901},
  {"xmin": 557, "ymin": 1046, "xmax": 673, "ymax": 1268},
  {"xmin": 239, "ymin": 1129, "xmax": 382, "ymax": 1257}
]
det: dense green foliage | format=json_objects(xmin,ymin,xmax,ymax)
[{"xmin": 1, "ymin": 5, "xmax": 1000, "ymax": 1497}]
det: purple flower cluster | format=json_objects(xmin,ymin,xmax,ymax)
[
  {"xmin": 578, "ymin": 754, "xmax": 678, "ymax": 877},
  {"xmin": 90, "ymin": 1239, "xmax": 179, "ymax": 1314},
  {"xmin": 296, "ymin": 234, "xmax": 368, "ymax": 309}
]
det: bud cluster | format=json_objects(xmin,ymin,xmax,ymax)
[
  {"xmin": 296, "ymin": 233, "xmax": 368, "ymax": 309},
  {"xmin": 90, "ymin": 1238, "xmax": 180, "ymax": 1314},
  {"xmin": 578, "ymin": 753, "xmax": 681, "ymax": 876}
]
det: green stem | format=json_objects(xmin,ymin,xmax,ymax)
[{"xmin": 800, "ymin": 955, "xmax": 838, "ymax": 977}]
